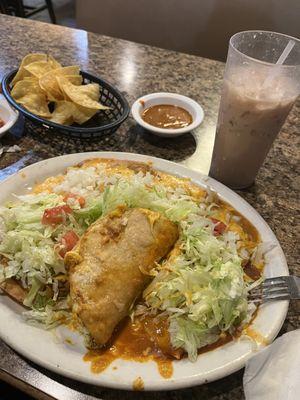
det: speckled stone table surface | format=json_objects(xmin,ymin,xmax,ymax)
[{"xmin": 0, "ymin": 14, "xmax": 299, "ymax": 400}]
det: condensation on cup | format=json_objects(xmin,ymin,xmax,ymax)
[{"xmin": 209, "ymin": 31, "xmax": 300, "ymax": 189}]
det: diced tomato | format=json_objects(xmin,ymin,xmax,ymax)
[
  {"xmin": 211, "ymin": 218, "xmax": 227, "ymax": 236},
  {"xmin": 58, "ymin": 230, "xmax": 79, "ymax": 258},
  {"xmin": 42, "ymin": 205, "xmax": 72, "ymax": 226},
  {"xmin": 63, "ymin": 193, "xmax": 85, "ymax": 208}
]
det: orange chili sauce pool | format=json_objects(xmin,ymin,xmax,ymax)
[
  {"xmin": 84, "ymin": 316, "xmax": 233, "ymax": 379},
  {"xmin": 84, "ymin": 316, "xmax": 174, "ymax": 379},
  {"xmin": 82, "ymin": 292, "xmax": 263, "ymax": 380}
]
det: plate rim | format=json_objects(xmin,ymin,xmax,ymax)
[{"xmin": 0, "ymin": 151, "xmax": 289, "ymax": 391}]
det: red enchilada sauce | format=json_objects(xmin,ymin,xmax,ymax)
[
  {"xmin": 84, "ymin": 315, "xmax": 232, "ymax": 378},
  {"xmin": 84, "ymin": 316, "xmax": 174, "ymax": 379},
  {"xmin": 141, "ymin": 104, "xmax": 193, "ymax": 129}
]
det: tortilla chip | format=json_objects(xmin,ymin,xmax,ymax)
[
  {"xmin": 72, "ymin": 104, "xmax": 98, "ymax": 124},
  {"xmin": 0, "ymin": 278, "xmax": 27, "ymax": 304},
  {"xmin": 11, "ymin": 80, "xmax": 51, "ymax": 117},
  {"xmin": 65, "ymin": 75, "xmax": 82, "ymax": 86},
  {"xmin": 11, "ymin": 53, "xmax": 47, "ymax": 85},
  {"xmin": 49, "ymin": 100, "xmax": 75, "ymax": 125},
  {"xmin": 11, "ymin": 53, "xmax": 107, "ymax": 125},
  {"xmin": 58, "ymin": 77, "xmax": 107, "ymax": 110},
  {"xmin": 11, "ymin": 79, "xmax": 42, "ymax": 98},
  {"xmin": 48, "ymin": 55, "xmax": 62, "ymax": 69},
  {"xmin": 18, "ymin": 93, "xmax": 51, "ymax": 117},
  {"xmin": 39, "ymin": 67, "xmax": 82, "ymax": 102},
  {"xmin": 24, "ymin": 61, "xmax": 53, "ymax": 78}
]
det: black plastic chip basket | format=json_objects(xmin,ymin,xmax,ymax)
[{"xmin": 2, "ymin": 69, "xmax": 130, "ymax": 139}]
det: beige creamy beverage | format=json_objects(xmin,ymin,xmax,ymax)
[{"xmin": 210, "ymin": 68, "xmax": 296, "ymax": 188}]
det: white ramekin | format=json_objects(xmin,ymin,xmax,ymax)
[{"xmin": 131, "ymin": 92, "xmax": 204, "ymax": 137}]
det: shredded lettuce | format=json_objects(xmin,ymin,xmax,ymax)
[
  {"xmin": 0, "ymin": 175, "xmax": 205, "ymax": 331},
  {"xmin": 97, "ymin": 179, "xmax": 199, "ymax": 223},
  {"xmin": 144, "ymin": 214, "xmax": 251, "ymax": 361},
  {"xmin": 23, "ymin": 303, "xmax": 70, "ymax": 329},
  {"xmin": 73, "ymin": 177, "xmax": 200, "ymax": 227},
  {"xmin": 0, "ymin": 193, "xmax": 80, "ymax": 326},
  {"xmin": 74, "ymin": 200, "xmax": 102, "ymax": 226},
  {"xmin": 0, "ymin": 170, "xmax": 257, "ymax": 357},
  {"xmin": 23, "ymin": 277, "xmax": 44, "ymax": 307}
]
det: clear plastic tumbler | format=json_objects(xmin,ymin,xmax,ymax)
[{"xmin": 209, "ymin": 31, "xmax": 300, "ymax": 189}]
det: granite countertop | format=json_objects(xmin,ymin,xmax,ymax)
[{"xmin": 0, "ymin": 14, "xmax": 299, "ymax": 400}]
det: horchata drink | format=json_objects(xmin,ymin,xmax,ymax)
[{"xmin": 210, "ymin": 31, "xmax": 300, "ymax": 189}]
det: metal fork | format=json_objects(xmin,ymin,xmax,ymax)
[{"xmin": 248, "ymin": 275, "xmax": 300, "ymax": 303}]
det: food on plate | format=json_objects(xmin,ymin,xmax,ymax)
[
  {"xmin": 0, "ymin": 116, "xmax": 5, "ymax": 128},
  {"xmin": 0, "ymin": 158, "xmax": 264, "ymax": 365},
  {"xmin": 142, "ymin": 104, "xmax": 193, "ymax": 129},
  {"xmin": 66, "ymin": 207, "xmax": 178, "ymax": 346},
  {"xmin": 10, "ymin": 53, "xmax": 109, "ymax": 125},
  {"xmin": 1, "ymin": 277, "xmax": 27, "ymax": 303}
]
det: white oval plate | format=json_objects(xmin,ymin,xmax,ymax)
[{"xmin": 0, "ymin": 152, "xmax": 288, "ymax": 391}]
